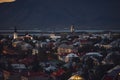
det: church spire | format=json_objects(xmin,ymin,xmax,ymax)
[
  {"xmin": 13, "ymin": 26, "xmax": 18, "ymax": 39},
  {"xmin": 70, "ymin": 25, "xmax": 75, "ymax": 33}
]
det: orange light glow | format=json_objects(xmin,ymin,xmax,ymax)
[
  {"xmin": 0, "ymin": 0, "xmax": 15, "ymax": 3},
  {"xmin": 68, "ymin": 75, "xmax": 84, "ymax": 80}
]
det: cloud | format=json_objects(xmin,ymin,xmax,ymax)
[{"xmin": 0, "ymin": 0, "xmax": 15, "ymax": 3}]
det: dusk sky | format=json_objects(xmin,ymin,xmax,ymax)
[{"xmin": 0, "ymin": 0, "xmax": 120, "ymax": 31}]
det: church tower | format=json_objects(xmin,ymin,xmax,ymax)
[
  {"xmin": 70, "ymin": 25, "xmax": 75, "ymax": 33},
  {"xmin": 13, "ymin": 26, "xmax": 18, "ymax": 39}
]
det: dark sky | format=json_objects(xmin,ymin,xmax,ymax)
[{"xmin": 0, "ymin": 0, "xmax": 120, "ymax": 31}]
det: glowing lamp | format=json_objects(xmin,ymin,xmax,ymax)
[{"xmin": 68, "ymin": 75, "xmax": 84, "ymax": 80}]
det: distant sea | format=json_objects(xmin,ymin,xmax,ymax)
[
  {"xmin": 0, "ymin": 29, "xmax": 120, "ymax": 35},
  {"xmin": 0, "ymin": 29, "xmax": 120, "ymax": 32}
]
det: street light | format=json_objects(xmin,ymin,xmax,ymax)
[{"xmin": 68, "ymin": 74, "xmax": 84, "ymax": 80}]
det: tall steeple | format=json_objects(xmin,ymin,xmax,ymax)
[
  {"xmin": 13, "ymin": 26, "xmax": 18, "ymax": 39},
  {"xmin": 70, "ymin": 25, "xmax": 75, "ymax": 33}
]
